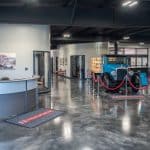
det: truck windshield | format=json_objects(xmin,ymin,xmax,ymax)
[{"xmin": 107, "ymin": 57, "xmax": 128, "ymax": 64}]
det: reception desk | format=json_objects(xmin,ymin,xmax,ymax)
[{"xmin": 0, "ymin": 78, "xmax": 38, "ymax": 119}]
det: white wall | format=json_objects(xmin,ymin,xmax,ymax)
[
  {"xmin": 0, "ymin": 24, "xmax": 50, "ymax": 79},
  {"xmin": 52, "ymin": 42, "xmax": 150, "ymax": 79},
  {"xmin": 55, "ymin": 42, "xmax": 108, "ymax": 78},
  {"xmin": 51, "ymin": 50, "xmax": 57, "ymax": 72}
]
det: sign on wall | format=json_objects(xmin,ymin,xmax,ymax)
[{"xmin": 0, "ymin": 53, "xmax": 16, "ymax": 70}]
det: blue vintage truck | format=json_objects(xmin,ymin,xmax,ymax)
[{"xmin": 100, "ymin": 54, "xmax": 148, "ymax": 93}]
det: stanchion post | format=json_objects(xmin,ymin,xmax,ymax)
[
  {"xmin": 97, "ymin": 75, "xmax": 100, "ymax": 97},
  {"xmin": 125, "ymin": 100, "xmax": 128, "ymax": 112},
  {"xmin": 88, "ymin": 71, "xmax": 91, "ymax": 94},
  {"xmin": 125, "ymin": 75, "xmax": 128, "ymax": 97},
  {"xmin": 93, "ymin": 73, "xmax": 95, "ymax": 94},
  {"xmin": 25, "ymin": 80, "xmax": 28, "ymax": 113},
  {"xmin": 35, "ymin": 87, "xmax": 39, "ymax": 110}
]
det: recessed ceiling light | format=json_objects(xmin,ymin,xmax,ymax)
[
  {"xmin": 63, "ymin": 33, "xmax": 71, "ymax": 38},
  {"xmin": 129, "ymin": 1, "xmax": 138, "ymax": 7},
  {"xmin": 123, "ymin": 36, "xmax": 130, "ymax": 40}
]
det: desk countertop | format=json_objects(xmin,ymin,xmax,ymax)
[{"xmin": 0, "ymin": 77, "xmax": 38, "ymax": 83}]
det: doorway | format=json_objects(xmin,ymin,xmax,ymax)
[
  {"xmin": 56, "ymin": 57, "xmax": 58, "ymax": 72},
  {"xmin": 33, "ymin": 51, "xmax": 51, "ymax": 93},
  {"xmin": 51, "ymin": 57, "xmax": 53, "ymax": 73},
  {"xmin": 70, "ymin": 55, "xmax": 85, "ymax": 79}
]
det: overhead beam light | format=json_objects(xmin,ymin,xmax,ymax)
[
  {"xmin": 23, "ymin": 0, "xmax": 39, "ymax": 6},
  {"xmin": 139, "ymin": 42, "xmax": 144, "ymax": 46},
  {"xmin": 123, "ymin": 36, "xmax": 130, "ymax": 40},
  {"xmin": 63, "ymin": 33, "xmax": 71, "ymax": 38},
  {"xmin": 122, "ymin": 0, "xmax": 138, "ymax": 7},
  {"xmin": 122, "ymin": 1, "xmax": 132, "ymax": 7},
  {"xmin": 129, "ymin": 1, "xmax": 138, "ymax": 7}
]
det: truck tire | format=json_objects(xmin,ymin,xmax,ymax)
[
  {"xmin": 101, "ymin": 73, "xmax": 111, "ymax": 92},
  {"xmin": 131, "ymin": 73, "xmax": 140, "ymax": 93}
]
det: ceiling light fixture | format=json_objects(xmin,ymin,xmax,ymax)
[
  {"xmin": 123, "ymin": 36, "xmax": 130, "ymax": 40},
  {"xmin": 122, "ymin": 0, "xmax": 138, "ymax": 7},
  {"xmin": 63, "ymin": 33, "xmax": 71, "ymax": 38},
  {"xmin": 139, "ymin": 42, "xmax": 144, "ymax": 46},
  {"xmin": 129, "ymin": 1, "xmax": 138, "ymax": 7},
  {"xmin": 122, "ymin": 1, "xmax": 132, "ymax": 7},
  {"xmin": 23, "ymin": 0, "xmax": 39, "ymax": 6},
  {"xmin": 24, "ymin": 0, "xmax": 38, "ymax": 3}
]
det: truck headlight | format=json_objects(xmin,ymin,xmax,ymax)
[
  {"xmin": 128, "ymin": 70, "xmax": 134, "ymax": 76},
  {"xmin": 111, "ymin": 71, "xmax": 117, "ymax": 76}
]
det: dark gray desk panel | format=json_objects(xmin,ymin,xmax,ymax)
[{"xmin": 0, "ymin": 89, "xmax": 36, "ymax": 119}]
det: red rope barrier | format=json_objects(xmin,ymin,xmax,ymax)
[
  {"xmin": 92, "ymin": 73, "xmax": 125, "ymax": 90},
  {"xmin": 127, "ymin": 76, "xmax": 149, "ymax": 90},
  {"xmin": 92, "ymin": 73, "xmax": 149, "ymax": 91},
  {"xmin": 92, "ymin": 73, "xmax": 99, "ymax": 83},
  {"xmin": 99, "ymin": 77, "xmax": 125, "ymax": 91}
]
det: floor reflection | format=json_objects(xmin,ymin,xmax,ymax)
[
  {"xmin": 0, "ymin": 75, "xmax": 150, "ymax": 150},
  {"xmin": 62, "ymin": 120, "xmax": 72, "ymax": 142},
  {"xmin": 81, "ymin": 146, "xmax": 93, "ymax": 150},
  {"xmin": 122, "ymin": 113, "xmax": 131, "ymax": 135}
]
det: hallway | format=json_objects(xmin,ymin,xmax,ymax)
[{"xmin": 0, "ymin": 76, "xmax": 150, "ymax": 150}]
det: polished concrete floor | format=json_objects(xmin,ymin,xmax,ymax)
[{"xmin": 0, "ymin": 76, "xmax": 150, "ymax": 150}]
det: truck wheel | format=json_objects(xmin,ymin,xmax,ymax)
[
  {"xmin": 131, "ymin": 74, "xmax": 140, "ymax": 93},
  {"xmin": 102, "ymin": 74, "xmax": 110, "ymax": 92},
  {"xmin": 103, "ymin": 74, "xmax": 109, "ymax": 86}
]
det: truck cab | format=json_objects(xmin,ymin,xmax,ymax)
[{"xmin": 101, "ymin": 54, "xmax": 148, "ymax": 93}]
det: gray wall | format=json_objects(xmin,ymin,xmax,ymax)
[
  {"xmin": 0, "ymin": 24, "xmax": 50, "ymax": 79},
  {"xmin": 54, "ymin": 42, "xmax": 109, "ymax": 78}
]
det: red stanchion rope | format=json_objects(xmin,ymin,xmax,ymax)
[
  {"xmin": 92, "ymin": 73, "xmax": 99, "ymax": 83},
  {"xmin": 127, "ymin": 76, "xmax": 149, "ymax": 90},
  {"xmin": 99, "ymin": 76, "xmax": 125, "ymax": 91},
  {"xmin": 92, "ymin": 73, "xmax": 125, "ymax": 90},
  {"xmin": 92, "ymin": 73, "xmax": 149, "ymax": 91}
]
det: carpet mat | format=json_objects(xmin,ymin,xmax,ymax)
[{"xmin": 5, "ymin": 108, "xmax": 64, "ymax": 128}]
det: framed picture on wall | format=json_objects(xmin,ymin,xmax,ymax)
[{"xmin": 0, "ymin": 53, "xmax": 16, "ymax": 70}]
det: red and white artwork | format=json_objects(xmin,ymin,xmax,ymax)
[{"xmin": 0, "ymin": 53, "xmax": 16, "ymax": 70}]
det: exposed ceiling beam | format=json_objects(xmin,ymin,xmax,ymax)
[
  {"xmin": 52, "ymin": 35, "xmax": 118, "ymax": 44},
  {"xmin": 71, "ymin": 0, "xmax": 78, "ymax": 24},
  {"xmin": 61, "ymin": 26, "xmax": 72, "ymax": 34},
  {"xmin": 75, "ymin": 27, "xmax": 95, "ymax": 35},
  {"xmin": 52, "ymin": 32, "xmax": 150, "ymax": 44},
  {"xmin": 63, "ymin": 0, "xmax": 74, "ymax": 7},
  {"xmin": 52, "ymin": 37, "xmax": 150, "ymax": 45},
  {"xmin": 120, "ymin": 36, "xmax": 150, "ymax": 43},
  {"xmin": 0, "ymin": 3, "xmax": 23, "ymax": 7},
  {"xmin": 125, "ymin": 28, "xmax": 150, "ymax": 36},
  {"xmin": 0, "ymin": 7, "xmax": 150, "ymax": 27}
]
